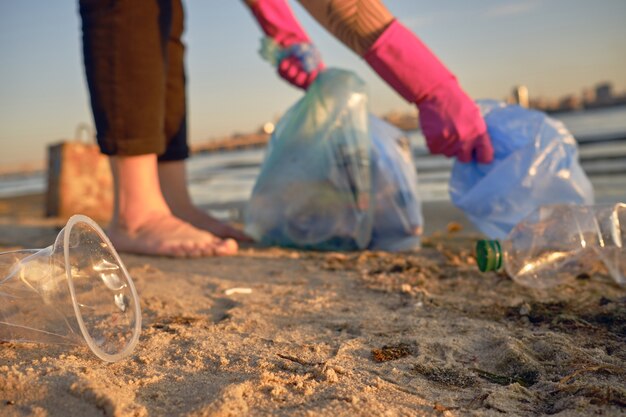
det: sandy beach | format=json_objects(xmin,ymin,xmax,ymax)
[{"xmin": 1, "ymin": 193, "xmax": 624, "ymax": 416}]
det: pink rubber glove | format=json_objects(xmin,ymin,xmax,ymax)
[
  {"xmin": 248, "ymin": 0, "xmax": 325, "ymax": 90},
  {"xmin": 364, "ymin": 20, "xmax": 493, "ymax": 163}
]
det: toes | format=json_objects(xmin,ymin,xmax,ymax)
[
  {"xmin": 179, "ymin": 241, "xmax": 204, "ymax": 258},
  {"xmin": 215, "ymin": 238, "xmax": 238, "ymax": 256},
  {"xmin": 159, "ymin": 241, "xmax": 189, "ymax": 258}
]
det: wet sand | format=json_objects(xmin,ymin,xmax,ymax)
[{"xmin": 1, "ymin": 193, "xmax": 625, "ymax": 416}]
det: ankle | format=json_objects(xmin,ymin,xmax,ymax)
[
  {"xmin": 110, "ymin": 154, "xmax": 173, "ymax": 232},
  {"xmin": 111, "ymin": 207, "xmax": 172, "ymax": 233},
  {"xmin": 157, "ymin": 160, "xmax": 196, "ymax": 215}
]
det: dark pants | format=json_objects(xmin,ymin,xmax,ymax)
[{"xmin": 79, "ymin": 0, "xmax": 189, "ymax": 161}]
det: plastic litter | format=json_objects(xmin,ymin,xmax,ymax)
[
  {"xmin": 476, "ymin": 203, "xmax": 626, "ymax": 289},
  {"xmin": 224, "ymin": 287, "xmax": 253, "ymax": 296},
  {"xmin": 0, "ymin": 214, "xmax": 141, "ymax": 362},
  {"xmin": 245, "ymin": 69, "xmax": 373, "ymax": 250},
  {"xmin": 245, "ymin": 68, "xmax": 422, "ymax": 251},
  {"xmin": 259, "ymin": 36, "xmax": 323, "ymax": 73},
  {"xmin": 450, "ymin": 100, "xmax": 594, "ymax": 239},
  {"xmin": 369, "ymin": 115, "xmax": 422, "ymax": 251}
]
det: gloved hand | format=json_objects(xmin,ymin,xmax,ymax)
[
  {"xmin": 364, "ymin": 20, "xmax": 493, "ymax": 163},
  {"xmin": 248, "ymin": 0, "xmax": 325, "ymax": 89},
  {"xmin": 418, "ymin": 80, "xmax": 493, "ymax": 163}
]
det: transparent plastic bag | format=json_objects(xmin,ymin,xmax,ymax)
[
  {"xmin": 369, "ymin": 115, "xmax": 422, "ymax": 251},
  {"xmin": 245, "ymin": 69, "xmax": 374, "ymax": 250},
  {"xmin": 245, "ymin": 68, "xmax": 423, "ymax": 251},
  {"xmin": 450, "ymin": 100, "xmax": 594, "ymax": 239}
]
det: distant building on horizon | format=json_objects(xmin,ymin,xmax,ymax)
[
  {"xmin": 558, "ymin": 94, "xmax": 582, "ymax": 112},
  {"xmin": 512, "ymin": 85, "xmax": 529, "ymax": 108},
  {"xmin": 518, "ymin": 79, "xmax": 626, "ymax": 114},
  {"xmin": 581, "ymin": 87, "xmax": 596, "ymax": 106},
  {"xmin": 594, "ymin": 82, "xmax": 613, "ymax": 105}
]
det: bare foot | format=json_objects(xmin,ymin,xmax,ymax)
[
  {"xmin": 107, "ymin": 155, "xmax": 238, "ymax": 257},
  {"xmin": 107, "ymin": 212, "xmax": 238, "ymax": 257},
  {"xmin": 157, "ymin": 160, "xmax": 254, "ymax": 243}
]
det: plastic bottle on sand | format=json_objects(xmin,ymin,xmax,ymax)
[{"xmin": 476, "ymin": 203, "xmax": 626, "ymax": 289}]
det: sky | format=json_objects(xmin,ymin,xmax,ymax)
[{"xmin": 1, "ymin": 0, "xmax": 625, "ymax": 167}]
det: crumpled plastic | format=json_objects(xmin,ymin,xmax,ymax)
[
  {"xmin": 369, "ymin": 115, "xmax": 422, "ymax": 251},
  {"xmin": 449, "ymin": 100, "xmax": 595, "ymax": 239},
  {"xmin": 245, "ymin": 68, "xmax": 422, "ymax": 251}
]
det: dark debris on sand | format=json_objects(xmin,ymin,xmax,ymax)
[{"xmin": 315, "ymin": 235, "xmax": 626, "ymax": 414}]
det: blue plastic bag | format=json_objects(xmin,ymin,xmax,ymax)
[
  {"xmin": 245, "ymin": 68, "xmax": 423, "ymax": 251},
  {"xmin": 449, "ymin": 100, "xmax": 594, "ymax": 239}
]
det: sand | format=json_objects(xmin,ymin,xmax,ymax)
[{"xmin": 1, "ymin": 194, "xmax": 625, "ymax": 417}]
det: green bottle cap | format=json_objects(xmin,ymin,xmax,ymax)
[{"xmin": 476, "ymin": 240, "xmax": 503, "ymax": 272}]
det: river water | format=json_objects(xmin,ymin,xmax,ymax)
[{"xmin": 1, "ymin": 105, "xmax": 625, "ymax": 217}]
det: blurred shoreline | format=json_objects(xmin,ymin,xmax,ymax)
[
  {"xmin": 1, "ymin": 105, "xmax": 625, "ymax": 205},
  {"xmin": 0, "ymin": 161, "xmax": 45, "ymax": 178}
]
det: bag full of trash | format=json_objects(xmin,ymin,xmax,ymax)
[
  {"xmin": 245, "ymin": 68, "xmax": 374, "ymax": 250},
  {"xmin": 368, "ymin": 115, "xmax": 422, "ymax": 251},
  {"xmin": 245, "ymin": 68, "xmax": 423, "ymax": 251},
  {"xmin": 449, "ymin": 100, "xmax": 594, "ymax": 239}
]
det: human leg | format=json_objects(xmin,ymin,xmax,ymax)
[
  {"xmin": 79, "ymin": 0, "xmax": 238, "ymax": 256},
  {"xmin": 79, "ymin": 0, "xmax": 170, "ymax": 156},
  {"xmin": 156, "ymin": 0, "xmax": 252, "ymax": 242}
]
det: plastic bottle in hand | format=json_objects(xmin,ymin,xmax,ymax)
[{"xmin": 476, "ymin": 203, "xmax": 626, "ymax": 289}]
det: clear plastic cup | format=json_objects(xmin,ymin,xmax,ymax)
[{"xmin": 0, "ymin": 214, "xmax": 141, "ymax": 362}]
